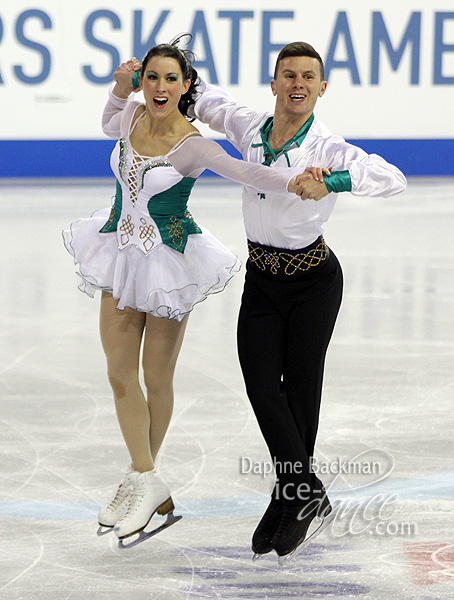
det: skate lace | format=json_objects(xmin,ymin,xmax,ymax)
[
  {"xmin": 275, "ymin": 503, "xmax": 319, "ymax": 539},
  {"xmin": 123, "ymin": 479, "xmax": 147, "ymax": 516},
  {"xmin": 108, "ymin": 481, "xmax": 132, "ymax": 510},
  {"xmin": 274, "ymin": 507, "xmax": 296, "ymax": 538}
]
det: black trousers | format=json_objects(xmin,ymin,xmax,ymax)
[{"xmin": 237, "ymin": 240, "xmax": 343, "ymax": 507}]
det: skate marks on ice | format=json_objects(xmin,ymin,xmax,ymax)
[
  {"xmin": 172, "ymin": 542, "xmax": 371, "ymax": 598},
  {"xmin": 1, "ymin": 516, "xmax": 370, "ymax": 600},
  {"xmin": 0, "ymin": 518, "xmax": 194, "ymax": 600},
  {"xmin": 1, "ymin": 517, "xmax": 451, "ymax": 600},
  {"xmin": 1, "ymin": 179, "xmax": 454, "ymax": 599},
  {"xmin": 171, "ymin": 537, "xmax": 454, "ymax": 600}
]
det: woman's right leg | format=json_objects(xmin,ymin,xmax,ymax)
[
  {"xmin": 142, "ymin": 313, "xmax": 189, "ymax": 462},
  {"xmin": 99, "ymin": 291, "xmax": 154, "ymax": 473}
]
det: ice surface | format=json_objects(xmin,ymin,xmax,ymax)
[{"xmin": 0, "ymin": 178, "xmax": 453, "ymax": 599}]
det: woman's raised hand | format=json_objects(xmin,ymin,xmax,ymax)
[{"xmin": 113, "ymin": 58, "xmax": 143, "ymax": 98}]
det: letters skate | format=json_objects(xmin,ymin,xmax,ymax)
[{"xmin": 114, "ymin": 468, "xmax": 182, "ymax": 549}]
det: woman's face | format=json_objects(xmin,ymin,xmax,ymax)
[{"xmin": 140, "ymin": 55, "xmax": 191, "ymax": 118}]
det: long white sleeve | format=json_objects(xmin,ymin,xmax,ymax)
[
  {"xmin": 101, "ymin": 84, "xmax": 134, "ymax": 139},
  {"xmin": 314, "ymin": 134, "xmax": 407, "ymax": 197},
  {"xmin": 191, "ymin": 81, "xmax": 266, "ymax": 156},
  {"xmin": 101, "ymin": 89, "xmax": 301, "ymax": 197},
  {"xmin": 348, "ymin": 153, "xmax": 407, "ymax": 197},
  {"xmin": 169, "ymin": 136, "xmax": 300, "ymax": 197},
  {"xmin": 193, "ymin": 81, "xmax": 406, "ymax": 198}
]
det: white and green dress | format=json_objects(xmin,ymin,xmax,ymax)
[{"xmin": 63, "ymin": 89, "xmax": 301, "ymax": 321}]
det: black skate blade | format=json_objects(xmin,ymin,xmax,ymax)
[
  {"xmin": 118, "ymin": 511, "xmax": 182, "ymax": 550},
  {"xmin": 277, "ymin": 505, "xmax": 339, "ymax": 566},
  {"xmin": 97, "ymin": 525, "xmax": 114, "ymax": 536}
]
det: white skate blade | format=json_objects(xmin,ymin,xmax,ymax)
[
  {"xmin": 118, "ymin": 511, "xmax": 182, "ymax": 550},
  {"xmin": 97, "ymin": 525, "xmax": 114, "ymax": 536},
  {"xmin": 277, "ymin": 506, "xmax": 339, "ymax": 566},
  {"xmin": 252, "ymin": 549, "xmax": 273, "ymax": 561}
]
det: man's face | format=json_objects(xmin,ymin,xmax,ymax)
[{"xmin": 271, "ymin": 56, "xmax": 327, "ymax": 120}]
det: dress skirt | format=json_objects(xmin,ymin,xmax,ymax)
[{"xmin": 63, "ymin": 208, "xmax": 241, "ymax": 321}]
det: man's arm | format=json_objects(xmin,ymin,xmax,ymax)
[
  {"xmin": 190, "ymin": 81, "xmax": 266, "ymax": 156},
  {"xmin": 317, "ymin": 137, "xmax": 407, "ymax": 198}
]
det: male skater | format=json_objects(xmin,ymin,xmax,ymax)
[{"xmin": 191, "ymin": 41, "xmax": 406, "ymax": 562}]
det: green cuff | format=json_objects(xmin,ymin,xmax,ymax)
[
  {"xmin": 323, "ymin": 170, "xmax": 352, "ymax": 193},
  {"xmin": 132, "ymin": 70, "xmax": 141, "ymax": 89}
]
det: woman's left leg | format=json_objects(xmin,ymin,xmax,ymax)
[
  {"xmin": 142, "ymin": 314, "xmax": 189, "ymax": 461},
  {"xmin": 114, "ymin": 313, "xmax": 189, "ymax": 541}
]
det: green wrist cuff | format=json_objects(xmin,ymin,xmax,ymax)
[
  {"xmin": 323, "ymin": 170, "xmax": 352, "ymax": 193},
  {"xmin": 132, "ymin": 70, "xmax": 141, "ymax": 89}
]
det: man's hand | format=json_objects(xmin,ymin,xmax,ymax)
[
  {"xmin": 288, "ymin": 167, "xmax": 331, "ymax": 201},
  {"xmin": 112, "ymin": 58, "xmax": 143, "ymax": 98}
]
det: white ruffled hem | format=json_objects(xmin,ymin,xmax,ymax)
[{"xmin": 63, "ymin": 209, "xmax": 241, "ymax": 321}]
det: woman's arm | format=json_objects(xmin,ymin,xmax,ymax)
[
  {"xmin": 169, "ymin": 136, "xmax": 313, "ymax": 199},
  {"xmin": 101, "ymin": 59, "xmax": 142, "ymax": 139}
]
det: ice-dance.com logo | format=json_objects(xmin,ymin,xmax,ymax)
[{"xmin": 239, "ymin": 449, "xmax": 418, "ymax": 539}]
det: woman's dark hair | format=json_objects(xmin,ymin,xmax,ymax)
[
  {"xmin": 273, "ymin": 42, "xmax": 325, "ymax": 80},
  {"xmin": 141, "ymin": 34, "xmax": 199, "ymax": 119}
]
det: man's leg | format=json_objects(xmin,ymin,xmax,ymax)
[
  {"xmin": 237, "ymin": 267, "xmax": 305, "ymax": 553},
  {"xmin": 237, "ymin": 269, "xmax": 307, "ymax": 474},
  {"xmin": 283, "ymin": 249, "xmax": 343, "ymax": 479},
  {"xmin": 271, "ymin": 250, "xmax": 343, "ymax": 558}
]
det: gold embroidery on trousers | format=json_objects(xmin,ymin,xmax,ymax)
[{"xmin": 248, "ymin": 238, "xmax": 327, "ymax": 275}]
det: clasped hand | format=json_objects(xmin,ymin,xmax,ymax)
[
  {"xmin": 113, "ymin": 58, "xmax": 143, "ymax": 97},
  {"xmin": 288, "ymin": 168, "xmax": 331, "ymax": 201}
]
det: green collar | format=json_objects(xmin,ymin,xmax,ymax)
[{"xmin": 252, "ymin": 113, "xmax": 315, "ymax": 166}]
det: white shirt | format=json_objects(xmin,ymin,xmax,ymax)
[{"xmin": 192, "ymin": 82, "xmax": 407, "ymax": 249}]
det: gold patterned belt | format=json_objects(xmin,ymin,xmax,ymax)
[{"xmin": 247, "ymin": 237, "xmax": 328, "ymax": 277}]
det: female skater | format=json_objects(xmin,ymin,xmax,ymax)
[{"xmin": 63, "ymin": 38, "xmax": 314, "ymax": 546}]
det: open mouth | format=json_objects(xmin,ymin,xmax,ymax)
[
  {"xmin": 289, "ymin": 94, "xmax": 306, "ymax": 101},
  {"xmin": 153, "ymin": 97, "xmax": 168, "ymax": 107}
]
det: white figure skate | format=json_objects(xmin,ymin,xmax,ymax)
[
  {"xmin": 114, "ymin": 468, "xmax": 182, "ymax": 549},
  {"xmin": 97, "ymin": 466, "xmax": 138, "ymax": 536}
]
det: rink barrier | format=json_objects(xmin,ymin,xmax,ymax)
[{"xmin": 0, "ymin": 138, "xmax": 453, "ymax": 177}]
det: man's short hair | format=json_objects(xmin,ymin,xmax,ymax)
[{"xmin": 273, "ymin": 42, "xmax": 325, "ymax": 80}]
